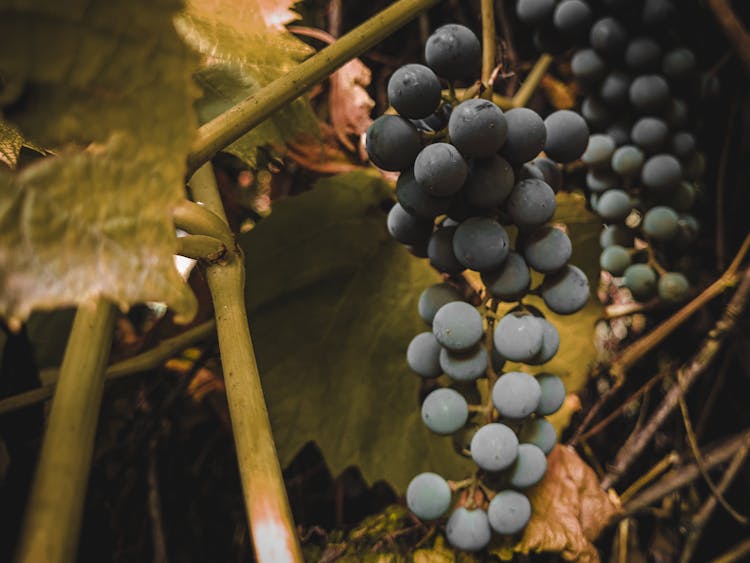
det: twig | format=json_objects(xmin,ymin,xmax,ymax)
[
  {"xmin": 622, "ymin": 429, "xmax": 750, "ymax": 517},
  {"xmin": 0, "ymin": 320, "xmax": 216, "ymax": 415},
  {"xmin": 678, "ymin": 394, "xmax": 748, "ymax": 524},
  {"xmin": 480, "ymin": 0, "xmax": 496, "ymax": 92},
  {"xmin": 609, "ymin": 233, "xmax": 750, "ymax": 382},
  {"xmin": 708, "ymin": 0, "xmax": 750, "ymax": 76},
  {"xmin": 176, "ymin": 234, "xmax": 226, "ymax": 262},
  {"xmin": 511, "ymin": 54, "xmax": 553, "ymax": 108},
  {"xmin": 619, "ymin": 452, "xmax": 679, "ymax": 505},
  {"xmin": 695, "ymin": 341, "xmax": 736, "ymax": 441},
  {"xmin": 710, "ymin": 538, "xmax": 750, "ymax": 563},
  {"xmin": 327, "ymin": 0, "xmax": 342, "ymax": 38},
  {"xmin": 601, "ymin": 267, "xmax": 750, "ymax": 490},
  {"xmin": 173, "ymin": 199, "xmax": 235, "ymax": 250},
  {"xmin": 186, "ymin": 0, "xmax": 443, "ymax": 178},
  {"xmin": 680, "ymin": 443, "xmax": 750, "ymax": 563},
  {"xmin": 602, "ymin": 298, "xmax": 660, "ymax": 320}
]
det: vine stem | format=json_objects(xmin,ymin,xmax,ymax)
[
  {"xmin": 707, "ymin": 0, "xmax": 750, "ymax": 76},
  {"xmin": 0, "ymin": 320, "xmax": 216, "ymax": 416},
  {"xmin": 480, "ymin": 0, "xmax": 496, "ymax": 92},
  {"xmin": 15, "ymin": 299, "xmax": 117, "ymax": 563},
  {"xmin": 186, "ymin": 0, "xmax": 443, "ymax": 178},
  {"xmin": 189, "ymin": 163, "xmax": 302, "ymax": 562}
]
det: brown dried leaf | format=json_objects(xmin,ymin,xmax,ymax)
[
  {"xmin": 286, "ymin": 123, "xmax": 365, "ymax": 174},
  {"xmin": 541, "ymin": 75, "xmax": 578, "ymax": 110},
  {"xmin": 330, "ymin": 56, "xmax": 375, "ymax": 151},
  {"xmin": 493, "ymin": 446, "xmax": 621, "ymax": 562}
]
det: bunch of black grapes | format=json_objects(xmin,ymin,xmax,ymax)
[
  {"xmin": 365, "ymin": 23, "xmax": 593, "ymax": 551},
  {"xmin": 516, "ymin": 0, "xmax": 711, "ymax": 304}
]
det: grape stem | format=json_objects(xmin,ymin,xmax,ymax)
[
  {"xmin": 480, "ymin": 0, "xmax": 496, "ymax": 95},
  {"xmin": 0, "ymin": 320, "xmax": 216, "ymax": 416},
  {"xmin": 511, "ymin": 54, "xmax": 553, "ymax": 108},
  {"xmin": 600, "ymin": 266, "xmax": 750, "ymax": 490}
]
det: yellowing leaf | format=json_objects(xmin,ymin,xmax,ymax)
[
  {"xmin": 256, "ymin": 0, "xmax": 300, "ymax": 30},
  {"xmin": 0, "ymin": 119, "xmax": 24, "ymax": 169},
  {"xmin": 177, "ymin": 0, "xmax": 318, "ymax": 168},
  {"xmin": 493, "ymin": 446, "xmax": 621, "ymax": 562},
  {"xmin": 541, "ymin": 75, "xmax": 578, "ymax": 110},
  {"xmin": 0, "ymin": 0, "xmax": 199, "ymax": 323}
]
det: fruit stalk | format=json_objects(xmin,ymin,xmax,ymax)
[
  {"xmin": 480, "ymin": 0, "xmax": 496, "ymax": 90},
  {"xmin": 15, "ymin": 300, "xmax": 117, "ymax": 563},
  {"xmin": 189, "ymin": 163, "xmax": 303, "ymax": 562},
  {"xmin": 186, "ymin": 0, "xmax": 443, "ymax": 178}
]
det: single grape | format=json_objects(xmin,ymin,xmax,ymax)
[
  {"xmin": 629, "ymin": 74, "xmax": 671, "ymax": 113},
  {"xmin": 501, "ymin": 108, "xmax": 547, "ymax": 164},
  {"xmin": 611, "ymin": 145, "xmax": 645, "ymax": 178},
  {"xmin": 488, "ymin": 490, "xmax": 532, "ymax": 535},
  {"xmin": 406, "ymin": 473, "xmax": 452, "ymax": 520},
  {"xmin": 586, "ymin": 169, "xmax": 620, "ymax": 193},
  {"xmin": 625, "ymin": 37, "xmax": 663, "ymax": 72},
  {"xmin": 642, "ymin": 0, "xmax": 676, "ymax": 27},
  {"xmin": 516, "ymin": 0, "xmax": 556, "ymax": 25},
  {"xmin": 658, "ymin": 272, "xmax": 690, "ymax": 303},
  {"xmin": 493, "ymin": 314, "xmax": 545, "ymax": 363},
  {"xmin": 527, "ymin": 319, "xmax": 560, "ymax": 365},
  {"xmin": 521, "ymin": 225, "xmax": 572, "ymax": 274},
  {"xmin": 596, "ymin": 189, "xmax": 632, "ymax": 223},
  {"xmin": 606, "ymin": 119, "xmax": 631, "ymax": 147},
  {"xmin": 453, "ymin": 217, "xmax": 510, "ymax": 272},
  {"xmin": 631, "ymin": 117, "xmax": 669, "ymax": 154},
  {"xmin": 600, "ymin": 245, "xmax": 632, "ymax": 276},
  {"xmin": 535, "ymin": 373, "xmax": 566, "ymax": 416},
  {"xmin": 421, "ymin": 388, "xmax": 469, "ymax": 434},
  {"xmin": 641, "ymin": 154, "xmax": 682, "ymax": 192},
  {"xmin": 665, "ymin": 181, "xmax": 697, "ymax": 212},
  {"xmin": 684, "ymin": 151, "xmax": 706, "ymax": 182},
  {"xmin": 541, "ymin": 265, "xmax": 590, "ymax": 315},
  {"xmin": 505, "ymin": 179, "xmax": 556, "ymax": 229},
  {"xmin": 571, "ymin": 49, "xmax": 606, "ymax": 83},
  {"xmin": 662, "ymin": 48, "xmax": 697, "ymax": 81},
  {"xmin": 440, "ymin": 345, "xmax": 489, "ymax": 382},
  {"xmin": 365, "ymin": 115, "xmax": 422, "ymax": 171},
  {"xmin": 387, "ymin": 203, "xmax": 432, "ymax": 245},
  {"xmin": 664, "ymin": 98, "xmax": 689, "ymax": 130},
  {"xmin": 418, "ymin": 283, "xmax": 463, "ymax": 325},
  {"xmin": 414, "ymin": 143, "xmax": 468, "ymax": 197},
  {"xmin": 553, "ymin": 0, "xmax": 593, "ymax": 38},
  {"xmin": 464, "ymin": 155, "xmax": 515, "ymax": 209},
  {"xmin": 407, "ymin": 332, "xmax": 443, "ymax": 378},
  {"xmin": 675, "ymin": 214, "xmax": 700, "ymax": 246},
  {"xmin": 590, "ymin": 17, "xmax": 628, "ymax": 57},
  {"xmin": 519, "ymin": 417, "xmax": 557, "ymax": 454},
  {"xmin": 492, "ymin": 372, "xmax": 542, "ymax": 419},
  {"xmin": 582, "ymin": 134, "xmax": 616, "ymax": 169},
  {"xmin": 424, "ymin": 24, "xmax": 481, "ymax": 80},
  {"xmin": 396, "ymin": 169, "xmax": 453, "ymax": 219},
  {"xmin": 599, "ymin": 71, "xmax": 631, "ymax": 108},
  {"xmin": 432, "ymin": 301, "xmax": 484, "ymax": 352},
  {"xmin": 481, "ymin": 252, "xmax": 531, "ymax": 302},
  {"xmin": 470, "ymin": 423, "xmax": 519, "ymax": 471},
  {"xmin": 642, "ymin": 205, "xmax": 679, "ymax": 241},
  {"xmin": 446, "ymin": 508, "xmax": 492, "ymax": 552},
  {"xmin": 387, "ymin": 64, "xmax": 442, "ymax": 119},
  {"xmin": 448, "ymin": 99, "xmax": 508, "ymax": 158},
  {"xmin": 428, "ymin": 227, "xmax": 465, "ymax": 275},
  {"xmin": 623, "ymin": 263, "xmax": 658, "ymax": 301},
  {"xmin": 543, "ymin": 110, "xmax": 589, "ymax": 163},
  {"xmin": 533, "ymin": 157, "xmax": 562, "ymax": 192},
  {"xmin": 581, "ymin": 96, "xmax": 614, "ymax": 131},
  {"xmin": 670, "ymin": 131, "xmax": 697, "ymax": 161},
  {"xmin": 600, "ymin": 224, "xmax": 635, "ymax": 249},
  {"xmin": 507, "ymin": 444, "xmax": 548, "ymax": 488}
]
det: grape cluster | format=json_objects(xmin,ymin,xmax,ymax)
[
  {"xmin": 367, "ymin": 24, "xmax": 592, "ymax": 551},
  {"xmin": 516, "ymin": 0, "xmax": 709, "ymax": 304}
]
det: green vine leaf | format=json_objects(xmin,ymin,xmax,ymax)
[
  {"xmin": 177, "ymin": 0, "xmax": 319, "ymax": 168},
  {"xmin": 0, "ymin": 0, "xmax": 199, "ymax": 323},
  {"xmin": 240, "ymin": 171, "xmax": 473, "ymax": 493}
]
